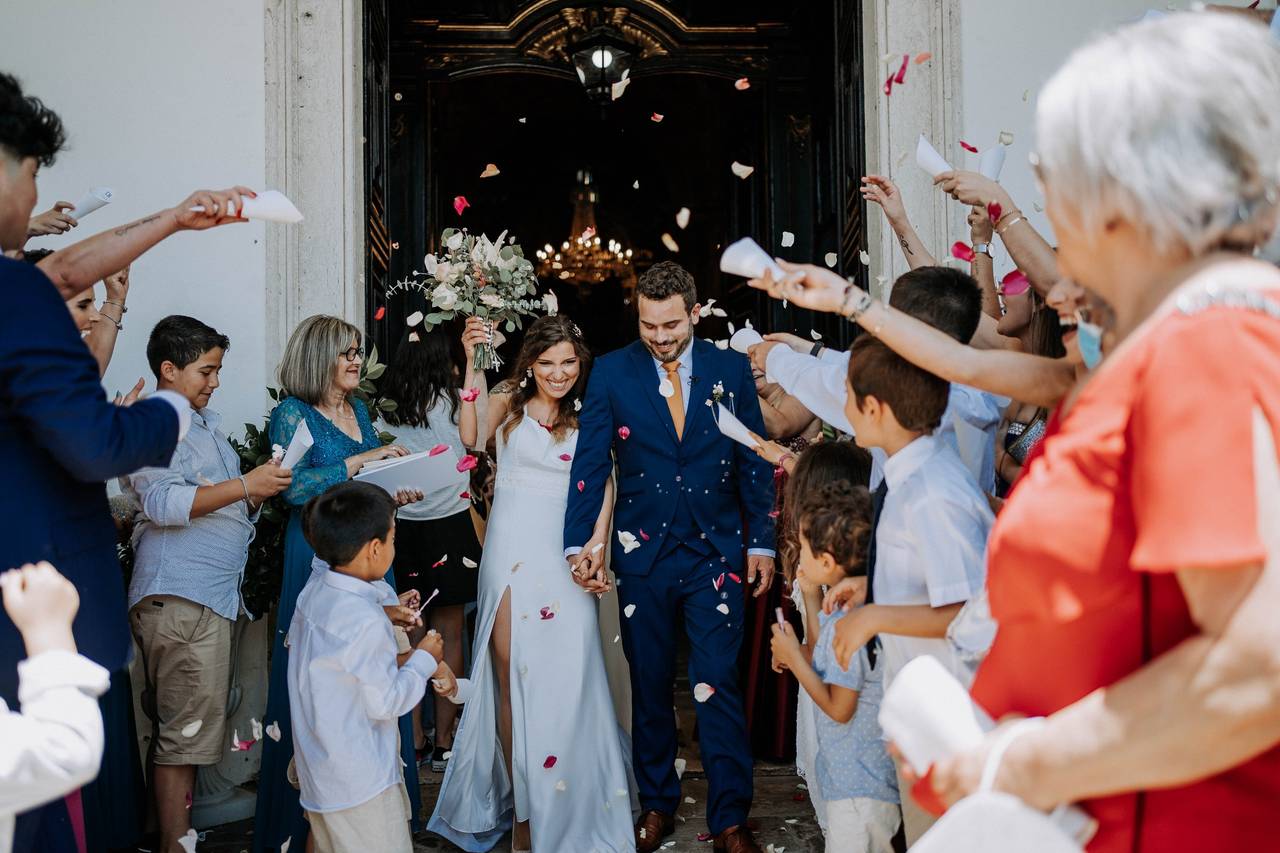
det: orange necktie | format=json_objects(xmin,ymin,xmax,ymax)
[{"xmin": 663, "ymin": 361, "xmax": 685, "ymax": 439}]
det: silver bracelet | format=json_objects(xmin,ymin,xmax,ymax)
[
  {"xmin": 841, "ymin": 284, "xmax": 873, "ymax": 321},
  {"xmin": 238, "ymin": 475, "xmax": 251, "ymax": 503}
]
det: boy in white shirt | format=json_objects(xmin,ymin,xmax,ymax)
[
  {"xmin": 0, "ymin": 562, "xmax": 109, "ymax": 853},
  {"xmin": 287, "ymin": 482, "xmax": 446, "ymax": 853},
  {"xmin": 826, "ymin": 337, "xmax": 992, "ymax": 843}
]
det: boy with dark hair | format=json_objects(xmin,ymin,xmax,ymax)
[
  {"xmin": 123, "ymin": 316, "xmax": 291, "ymax": 853},
  {"xmin": 828, "ymin": 336, "xmax": 991, "ymax": 843},
  {"xmin": 771, "ymin": 481, "xmax": 901, "ymax": 852},
  {"xmin": 289, "ymin": 481, "xmax": 446, "ymax": 853}
]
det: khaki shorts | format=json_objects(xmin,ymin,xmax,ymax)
[
  {"xmin": 308, "ymin": 783, "xmax": 413, "ymax": 853},
  {"xmin": 131, "ymin": 594, "xmax": 233, "ymax": 765}
]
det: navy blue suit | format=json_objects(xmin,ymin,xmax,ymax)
[
  {"xmin": 0, "ymin": 257, "xmax": 179, "ymax": 703},
  {"xmin": 565, "ymin": 338, "xmax": 775, "ymax": 833}
]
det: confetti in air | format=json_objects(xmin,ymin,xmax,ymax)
[
  {"xmin": 730, "ymin": 162, "xmax": 755, "ymax": 179},
  {"xmin": 453, "ymin": 195, "xmax": 469, "ymax": 216},
  {"xmin": 480, "ymin": 163, "xmax": 500, "ymax": 178},
  {"xmin": 780, "ymin": 231, "xmax": 795, "ymax": 248}
]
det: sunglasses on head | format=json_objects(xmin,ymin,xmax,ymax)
[{"xmin": 998, "ymin": 269, "xmax": 1032, "ymax": 298}]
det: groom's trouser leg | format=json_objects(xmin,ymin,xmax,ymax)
[
  {"xmin": 681, "ymin": 551, "xmax": 753, "ymax": 835},
  {"xmin": 615, "ymin": 566, "xmax": 681, "ymax": 817}
]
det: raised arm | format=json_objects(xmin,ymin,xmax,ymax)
[
  {"xmin": 750, "ymin": 262, "xmax": 1076, "ymax": 410},
  {"xmin": 967, "ymin": 207, "xmax": 1001, "ymax": 320},
  {"xmin": 862, "ymin": 176, "xmax": 937, "ymax": 269},
  {"xmin": 36, "ymin": 187, "xmax": 253, "ymax": 300},
  {"xmin": 934, "ymin": 171, "xmax": 1060, "ymax": 296}
]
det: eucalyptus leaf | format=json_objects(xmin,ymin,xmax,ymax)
[
  {"xmin": 505, "ymin": 320, "xmax": 516, "ymax": 333},
  {"xmin": 364, "ymin": 363, "xmax": 385, "ymax": 380}
]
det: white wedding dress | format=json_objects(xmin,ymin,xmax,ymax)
[{"xmin": 428, "ymin": 411, "xmax": 636, "ymax": 852}]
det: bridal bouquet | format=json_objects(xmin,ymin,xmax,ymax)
[{"xmin": 391, "ymin": 228, "xmax": 548, "ymax": 370}]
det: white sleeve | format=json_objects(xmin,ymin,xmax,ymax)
[
  {"xmin": 949, "ymin": 385, "xmax": 1007, "ymax": 431},
  {"xmin": 915, "ymin": 496, "xmax": 991, "ymax": 608},
  {"xmin": 765, "ymin": 346, "xmax": 854, "ymax": 435},
  {"xmin": 345, "ymin": 624, "xmax": 433, "ymax": 721},
  {"xmin": 0, "ymin": 651, "xmax": 109, "ymax": 816},
  {"xmin": 447, "ymin": 677, "xmax": 476, "ymax": 706}
]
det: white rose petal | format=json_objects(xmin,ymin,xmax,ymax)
[
  {"xmin": 693, "ymin": 682, "xmax": 716, "ymax": 703},
  {"xmin": 406, "ymin": 311, "xmax": 424, "ymax": 327},
  {"xmin": 781, "ymin": 231, "xmax": 795, "ymax": 248},
  {"xmin": 684, "ymin": 796, "xmax": 696, "ymax": 804},
  {"xmin": 661, "ymin": 233, "xmax": 680, "ymax": 253},
  {"xmin": 810, "ymin": 330, "xmax": 822, "ymax": 341},
  {"xmin": 251, "ymin": 717, "xmax": 263, "ymax": 741},
  {"xmin": 542, "ymin": 292, "xmax": 559, "ymax": 315},
  {"xmin": 624, "ymin": 604, "xmax": 637, "ymax": 618},
  {"xmin": 266, "ymin": 721, "xmax": 282, "ymax": 742},
  {"xmin": 717, "ymin": 603, "xmax": 730, "ymax": 615},
  {"xmin": 711, "ymin": 308, "xmax": 727, "ymax": 317},
  {"xmin": 463, "ymin": 556, "xmax": 478, "ymax": 568},
  {"xmin": 282, "ymin": 837, "xmax": 292, "ymax": 853},
  {"xmin": 424, "ymin": 253, "xmax": 438, "ymax": 276},
  {"xmin": 674, "ymin": 757, "xmax": 687, "ymax": 778},
  {"xmin": 618, "ymin": 530, "xmax": 641, "ymax": 554},
  {"xmin": 178, "ymin": 829, "xmax": 198, "ymax": 853},
  {"xmin": 731, "ymin": 161, "xmax": 755, "ymax": 179},
  {"xmin": 824, "ymin": 252, "xmax": 838, "ymax": 267},
  {"xmin": 998, "ymin": 130, "xmax": 1014, "ymax": 146},
  {"xmin": 181, "ymin": 720, "xmax": 203, "ymax": 738},
  {"xmin": 859, "ymin": 249, "xmax": 871, "ymax": 266},
  {"xmin": 658, "ymin": 377, "xmax": 675, "ymax": 398},
  {"xmin": 555, "ymin": 779, "xmax": 568, "ymax": 792},
  {"xmin": 714, "ymin": 339, "xmax": 729, "ymax": 350},
  {"xmin": 675, "ymin": 207, "xmax": 691, "ymax": 229},
  {"xmin": 633, "ymin": 179, "xmax": 640, "ymax": 189}
]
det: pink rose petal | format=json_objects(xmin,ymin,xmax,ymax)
[
  {"xmin": 768, "ymin": 510, "xmax": 780, "ymax": 519},
  {"xmin": 883, "ymin": 72, "xmax": 895, "ymax": 96},
  {"xmin": 543, "ymin": 755, "xmax": 558, "ymax": 769},
  {"xmin": 617, "ymin": 426, "xmax": 631, "ymax": 440},
  {"xmin": 457, "ymin": 454, "xmax": 478, "ymax": 473},
  {"xmin": 559, "ymin": 453, "xmax": 572, "ymax": 462},
  {"xmin": 432, "ymin": 555, "xmax": 447, "ymax": 568},
  {"xmin": 950, "ymin": 241, "xmax": 976, "ymax": 263},
  {"xmin": 693, "ymin": 682, "xmax": 716, "ymax": 703},
  {"xmin": 728, "ymin": 573, "xmax": 742, "ymax": 584},
  {"xmin": 639, "ymin": 529, "xmax": 650, "ymax": 541},
  {"xmin": 453, "ymin": 195, "xmax": 469, "ymax": 216},
  {"xmin": 650, "ymin": 112, "xmax": 664, "ymax": 123},
  {"xmin": 959, "ymin": 140, "xmax": 979, "ymax": 154},
  {"xmin": 987, "ymin": 201, "xmax": 1003, "ymax": 224},
  {"xmin": 429, "ymin": 444, "xmax": 449, "ymax": 457},
  {"xmin": 893, "ymin": 53, "xmax": 909, "ymax": 85},
  {"xmin": 461, "ymin": 387, "xmax": 480, "ymax": 403},
  {"xmin": 714, "ymin": 572, "xmax": 725, "ymax": 591},
  {"xmin": 374, "ymin": 306, "xmax": 386, "ymax": 321},
  {"xmin": 459, "ymin": 490, "xmax": 471, "ymax": 500},
  {"xmin": 539, "ymin": 606, "xmax": 556, "ymax": 621},
  {"xmin": 914, "ymin": 51, "xmax": 933, "ymax": 64},
  {"xmin": 734, "ymin": 77, "xmax": 750, "ymax": 91},
  {"xmin": 1000, "ymin": 269, "xmax": 1031, "ymax": 297},
  {"xmin": 577, "ymin": 480, "xmax": 585, "ymax": 492},
  {"xmin": 697, "ymin": 832, "xmax": 712, "ymax": 842}
]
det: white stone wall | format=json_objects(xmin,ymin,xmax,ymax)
[{"xmin": 4, "ymin": 0, "xmax": 272, "ymax": 430}]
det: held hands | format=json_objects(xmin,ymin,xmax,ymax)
[
  {"xmin": 895, "ymin": 715, "xmax": 1044, "ymax": 814},
  {"xmin": 747, "ymin": 554, "xmax": 775, "ymax": 598},
  {"xmin": 769, "ymin": 620, "xmax": 801, "ymax": 673},
  {"xmin": 0, "ymin": 562, "xmax": 79, "ymax": 656},
  {"xmin": 568, "ymin": 539, "xmax": 611, "ymax": 595},
  {"xmin": 27, "ymin": 202, "xmax": 78, "ymax": 238},
  {"xmin": 822, "ymin": 576, "xmax": 868, "ymax": 614},
  {"xmin": 861, "ymin": 175, "xmax": 908, "ymax": 224},
  {"xmin": 242, "ymin": 459, "xmax": 292, "ymax": 502},
  {"xmin": 171, "ymin": 186, "xmax": 257, "ymax": 231},
  {"xmin": 417, "ymin": 628, "xmax": 444, "ymax": 661},
  {"xmin": 398, "ymin": 589, "xmax": 421, "ymax": 612},
  {"xmin": 747, "ymin": 260, "xmax": 849, "ymax": 315}
]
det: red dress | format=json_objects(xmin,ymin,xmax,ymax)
[{"xmin": 972, "ymin": 287, "xmax": 1280, "ymax": 853}]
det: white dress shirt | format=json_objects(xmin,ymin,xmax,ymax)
[
  {"xmin": 0, "ymin": 651, "xmax": 110, "ymax": 853},
  {"xmin": 872, "ymin": 434, "xmax": 992, "ymax": 683},
  {"xmin": 287, "ymin": 568, "xmax": 438, "ymax": 813},
  {"xmin": 652, "ymin": 343, "xmax": 775, "ymax": 559},
  {"xmin": 765, "ymin": 346, "xmax": 1006, "ymax": 493}
]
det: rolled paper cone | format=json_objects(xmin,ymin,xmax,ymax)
[
  {"xmin": 877, "ymin": 655, "xmax": 988, "ymax": 776},
  {"xmin": 720, "ymin": 237, "xmax": 785, "ymax": 280},
  {"xmin": 279, "ymin": 419, "xmax": 314, "ymax": 471},
  {"xmin": 190, "ymin": 189, "xmax": 303, "ymax": 223},
  {"xmin": 69, "ymin": 187, "xmax": 113, "ymax": 221},
  {"xmin": 978, "ymin": 145, "xmax": 1006, "ymax": 181},
  {"xmin": 915, "ymin": 134, "xmax": 954, "ymax": 178},
  {"xmin": 729, "ymin": 327, "xmax": 764, "ymax": 354},
  {"xmin": 713, "ymin": 402, "xmax": 762, "ymax": 450}
]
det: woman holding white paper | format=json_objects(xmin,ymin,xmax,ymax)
[{"xmin": 253, "ymin": 315, "xmax": 417, "ymax": 853}]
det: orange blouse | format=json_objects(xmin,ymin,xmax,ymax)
[{"xmin": 972, "ymin": 288, "xmax": 1280, "ymax": 853}]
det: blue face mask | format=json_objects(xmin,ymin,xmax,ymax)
[{"xmin": 1076, "ymin": 315, "xmax": 1104, "ymax": 369}]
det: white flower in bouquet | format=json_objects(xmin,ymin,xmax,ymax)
[
  {"xmin": 431, "ymin": 282, "xmax": 459, "ymax": 310},
  {"xmin": 446, "ymin": 230, "xmax": 464, "ymax": 251},
  {"xmin": 479, "ymin": 292, "xmax": 504, "ymax": 309},
  {"xmin": 423, "ymin": 253, "xmax": 438, "ymax": 276}
]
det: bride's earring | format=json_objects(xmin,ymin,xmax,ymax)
[{"xmin": 519, "ymin": 367, "xmax": 531, "ymax": 388}]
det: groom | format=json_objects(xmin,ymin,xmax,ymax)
[{"xmin": 565, "ymin": 262, "xmax": 776, "ymax": 853}]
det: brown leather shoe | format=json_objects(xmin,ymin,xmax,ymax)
[
  {"xmin": 635, "ymin": 810, "xmax": 675, "ymax": 853},
  {"xmin": 713, "ymin": 824, "xmax": 763, "ymax": 853}
]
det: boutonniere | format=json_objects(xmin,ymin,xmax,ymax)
[
  {"xmin": 710, "ymin": 381, "xmax": 726, "ymax": 404},
  {"xmin": 705, "ymin": 380, "xmax": 735, "ymax": 413}
]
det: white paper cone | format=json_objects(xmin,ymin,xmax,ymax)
[
  {"xmin": 878, "ymin": 656, "xmax": 989, "ymax": 776},
  {"xmin": 729, "ymin": 327, "xmax": 764, "ymax": 354},
  {"xmin": 720, "ymin": 237, "xmax": 785, "ymax": 280},
  {"xmin": 69, "ymin": 187, "xmax": 113, "ymax": 221},
  {"xmin": 279, "ymin": 419, "xmax": 314, "ymax": 471},
  {"xmin": 916, "ymin": 134, "xmax": 954, "ymax": 178},
  {"xmin": 713, "ymin": 403, "xmax": 761, "ymax": 450},
  {"xmin": 978, "ymin": 145, "xmax": 1006, "ymax": 181},
  {"xmin": 238, "ymin": 190, "xmax": 304, "ymax": 223}
]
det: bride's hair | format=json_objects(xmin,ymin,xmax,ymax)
[{"xmin": 499, "ymin": 314, "xmax": 592, "ymax": 443}]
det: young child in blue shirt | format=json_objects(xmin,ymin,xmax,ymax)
[{"xmin": 771, "ymin": 481, "xmax": 900, "ymax": 853}]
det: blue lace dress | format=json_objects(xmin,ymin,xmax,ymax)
[{"xmin": 252, "ymin": 396, "xmax": 422, "ymax": 852}]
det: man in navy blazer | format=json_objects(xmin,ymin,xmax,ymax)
[{"xmin": 565, "ymin": 262, "xmax": 775, "ymax": 853}]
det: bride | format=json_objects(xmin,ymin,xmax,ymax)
[{"xmin": 427, "ymin": 315, "xmax": 635, "ymax": 852}]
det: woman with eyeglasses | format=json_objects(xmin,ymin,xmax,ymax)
[{"xmin": 253, "ymin": 314, "xmax": 419, "ymax": 853}]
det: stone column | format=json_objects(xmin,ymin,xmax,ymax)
[
  {"xmin": 861, "ymin": 0, "xmax": 965, "ymax": 298},
  {"xmin": 264, "ymin": 0, "xmax": 367, "ymax": 377}
]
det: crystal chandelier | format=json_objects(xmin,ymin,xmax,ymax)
[{"xmin": 536, "ymin": 169, "xmax": 636, "ymax": 288}]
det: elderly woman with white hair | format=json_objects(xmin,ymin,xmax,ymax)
[{"xmin": 754, "ymin": 9, "xmax": 1280, "ymax": 851}]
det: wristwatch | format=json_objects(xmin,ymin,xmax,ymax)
[
  {"xmin": 809, "ymin": 341, "xmax": 824, "ymax": 357},
  {"xmin": 973, "ymin": 242, "xmax": 993, "ymax": 258}
]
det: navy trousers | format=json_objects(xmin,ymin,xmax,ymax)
[{"xmin": 615, "ymin": 537, "xmax": 753, "ymax": 834}]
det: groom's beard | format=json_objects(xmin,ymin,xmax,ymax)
[{"xmin": 641, "ymin": 327, "xmax": 693, "ymax": 363}]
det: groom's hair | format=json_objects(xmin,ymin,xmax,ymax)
[
  {"xmin": 304, "ymin": 481, "xmax": 397, "ymax": 567},
  {"xmin": 637, "ymin": 261, "xmax": 697, "ymax": 313},
  {"xmin": 796, "ymin": 481, "xmax": 873, "ymax": 576}
]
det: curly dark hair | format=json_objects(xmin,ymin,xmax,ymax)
[
  {"xmin": 380, "ymin": 324, "xmax": 464, "ymax": 429},
  {"xmin": 499, "ymin": 314, "xmax": 592, "ymax": 442},
  {"xmin": 780, "ymin": 442, "xmax": 873, "ymax": 582},
  {"xmin": 0, "ymin": 73, "xmax": 66, "ymax": 167},
  {"xmin": 636, "ymin": 260, "xmax": 697, "ymax": 312},
  {"xmin": 795, "ymin": 480, "xmax": 874, "ymax": 578}
]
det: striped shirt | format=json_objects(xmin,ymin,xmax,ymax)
[{"xmin": 123, "ymin": 407, "xmax": 258, "ymax": 620}]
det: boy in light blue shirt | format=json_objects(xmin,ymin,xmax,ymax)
[{"xmin": 771, "ymin": 481, "xmax": 900, "ymax": 853}]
